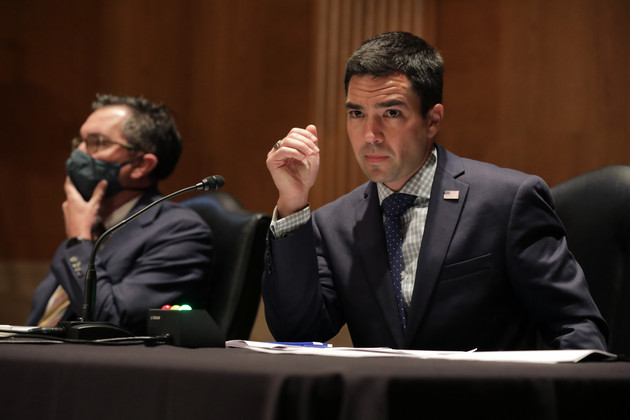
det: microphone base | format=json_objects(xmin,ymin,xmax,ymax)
[
  {"xmin": 147, "ymin": 309, "xmax": 225, "ymax": 348},
  {"xmin": 59, "ymin": 321, "xmax": 135, "ymax": 340}
]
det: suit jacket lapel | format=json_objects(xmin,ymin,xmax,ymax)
[
  {"xmin": 100, "ymin": 189, "xmax": 163, "ymax": 252},
  {"xmin": 405, "ymin": 145, "xmax": 468, "ymax": 347},
  {"xmin": 355, "ymin": 183, "xmax": 405, "ymax": 346},
  {"xmin": 131, "ymin": 188, "xmax": 163, "ymax": 228}
]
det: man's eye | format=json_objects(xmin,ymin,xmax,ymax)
[
  {"xmin": 386, "ymin": 109, "xmax": 400, "ymax": 117},
  {"xmin": 349, "ymin": 110, "xmax": 363, "ymax": 118}
]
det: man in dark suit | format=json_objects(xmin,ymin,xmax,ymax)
[
  {"xmin": 28, "ymin": 94, "xmax": 213, "ymax": 334},
  {"xmin": 262, "ymin": 32, "xmax": 607, "ymax": 351}
]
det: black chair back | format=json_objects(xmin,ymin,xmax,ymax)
[
  {"xmin": 551, "ymin": 165, "xmax": 630, "ymax": 354},
  {"xmin": 182, "ymin": 192, "xmax": 271, "ymax": 340}
]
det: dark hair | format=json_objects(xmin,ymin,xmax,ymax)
[
  {"xmin": 344, "ymin": 31, "xmax": 443, "ymax": 117},
  {"xmin": 92, "ymin": 94, "xmax": 182, "ymax": 181}
]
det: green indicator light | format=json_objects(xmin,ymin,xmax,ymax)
[{"xmin": 179, "ymin": 304, "xmax": 192, "ymax": 311}]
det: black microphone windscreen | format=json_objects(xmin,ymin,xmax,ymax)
[{"xmin": 200, "ymin": 175, "xmax": 225, "ymax": 191}]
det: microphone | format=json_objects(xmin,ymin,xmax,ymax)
[
  {"xmin": 61, "ymin": 175, "xmax": 225, "ymax": 340},
  {"xmin": 197, "ymin": 175, "xmax": 225, "ymax": 192}
]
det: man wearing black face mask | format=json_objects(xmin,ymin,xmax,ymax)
[{"xmin": 27, "ymin": 94, "xmax": 214, "ymax": 334}]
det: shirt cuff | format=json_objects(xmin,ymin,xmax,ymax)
[{"xmin": 270, "ymin": 205, "xmax": 311, "ymax": 238}]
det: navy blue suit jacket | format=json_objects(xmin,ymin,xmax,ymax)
[
  {"xmin": 28, "ymin": 189, "xmax": 213, "ymax": 334},
  {"xmin": 262, "ymin": 144, "xmax": 608, "ymax": 351}
]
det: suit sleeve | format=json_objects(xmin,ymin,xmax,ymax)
[
  {"xmin": 262, "ymin": 217, "xmax": 344, "ymax": 342},
  {"xmin": 505, "ymin": 175, "xmax": 608, "ymax": 350}
]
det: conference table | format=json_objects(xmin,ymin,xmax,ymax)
[{"xmin": 2, "ymin": 341, "xmax": 629, "ymax": 419}]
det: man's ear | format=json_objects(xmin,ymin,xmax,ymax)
[
  {"xmin": 426, "ymin": 104, "xmax": 444, "ymax": 139},
  {"xmin": 130, "ymin": 153, "xmax": 158, "ymax": 179}
]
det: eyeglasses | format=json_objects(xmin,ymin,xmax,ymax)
[{"xmin": 71, "ymin": 134, "xmax": 140, "ymax": 155}]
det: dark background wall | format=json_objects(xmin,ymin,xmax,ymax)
[{"xmin": 1, "ymin": 0, "xmax": 628, "ymax": 344}]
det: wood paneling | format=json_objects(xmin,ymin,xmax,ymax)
[
  {"xmin": 434, "ymin": 0, "xmax": 630, "ymax": 186},
  {"xmin": 0, "ymin": 0, "xmax": 314, "ymax": 259}
]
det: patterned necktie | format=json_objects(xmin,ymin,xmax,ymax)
[
  {"xmin": 382, "ymin": 193, "xmax": 416, "ymax": 334},
  {"xmin": 38, "ymin": 285, "xmax": 70, "ymax": 327}
]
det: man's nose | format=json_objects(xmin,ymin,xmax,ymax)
[{"xmin": 365, "ymin": 116, "xmax": 383, "ymax": 144}]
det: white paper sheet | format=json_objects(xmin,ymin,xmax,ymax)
[{"xmin": 226, "ymin": 340, "xmax": 617, "ymax": 363}]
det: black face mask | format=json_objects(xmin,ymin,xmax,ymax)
[{"xmin": 65, "ymin": 149, "xmax": 143, "ymax": 201}]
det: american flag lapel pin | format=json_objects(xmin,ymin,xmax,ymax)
[{"xmin": 443, "ymin": 190, "xmax": 459, "ymax": 200}]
